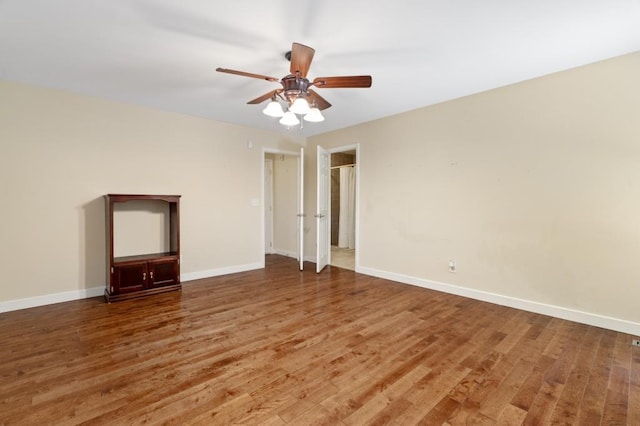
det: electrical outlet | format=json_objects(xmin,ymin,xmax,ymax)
[
  {"xmin": 632, "ymin": 339, "xmax": 640, "ymax": 347},
  {"xmin": 448, "ymin": 259, "xmax": 456, "ymax": 273}
]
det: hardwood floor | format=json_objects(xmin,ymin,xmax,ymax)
[{"xmin": 1, "ymin": 254, "xmax": 639, "ymax": 425}]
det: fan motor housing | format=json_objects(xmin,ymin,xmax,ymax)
[{"xmin": 281, "ymin": 75, "xmax": 310, "ymax": 101}]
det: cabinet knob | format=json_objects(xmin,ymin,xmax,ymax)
[
  {"xmin": 150, "ymin": 271, "xmax": 154, "ymax": 280},
  {"xmin": 143, "ymin": 272, "xmax": 146, "ymax": 280}
]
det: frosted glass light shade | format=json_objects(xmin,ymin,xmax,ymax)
[
  {"xmin": 279, "ymin": 111, "xmax": 300, "ymax": 126},
  {"xmin": 262, "ymin": 100, "xmax": 285, "ymax": 117},
  {"xmin": 289, "ymin": 97, "xmax": 310, "ymax": 115},
  {"xmin": 304, "ymin": 107, "xmax": 324, "ymax": 122}
]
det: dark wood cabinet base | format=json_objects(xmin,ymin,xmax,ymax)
[
  {"xmin": 105, "ymin": 194, "xmax": 181, "ymax": 302},
  {"xmin": 104, "ymin": 283, "xmax": 182, "ymax": 303}
]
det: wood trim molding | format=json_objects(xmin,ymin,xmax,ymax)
[
  {"xmin": 5, "ymin": 260, "xmax": 636, "ymax": 337},
  {"xmin": 274, "ymin": 250, "xmax": 297, "ymax": 259},
  {"xmin": 357, "ymin": 265, "xmax": 640, "ymax": 336},
  {"xmin": 180, "ymin": 262, "xmax": 264, "ymax": 283},
  {"xmin": 0, "ymin": 287, "xmax": 104, "ymax": 313},
  {"xmin": 0, "ymin": 262, "xmax": 263, "ymax": 313}
]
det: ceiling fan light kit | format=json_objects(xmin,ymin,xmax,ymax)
[
  {"xmin": 279, "ymin": 111, "xmax": 300, "ymax": 126},
  {"xmin": 262, "ymin": 99, "xmax": 285, "ymax": 118},
  {"xmin": 289, "ymin": 96, "xmax": 311, "ymax": 115},
  {"xmin": 303, "ymin": 107, "xmax": 325, "ymax": 123},
  {"xmin": 217, "ymin": 42, "xmax": 372, "ymax": 129}
]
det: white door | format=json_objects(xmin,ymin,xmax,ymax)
[
  {"xmin": 316, "ymin": 145, "xmax": 330, "ymax": 273},
  {"xmin": 297, "ymin": 147, "xmax": 305, "ymax": 271},
  {"xmin": 264, "ymin": 158, "xmax": 274, "ymax": 254}
]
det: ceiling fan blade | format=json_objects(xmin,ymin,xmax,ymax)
[
  {"xmin": 313, "ymin": 75, "xmax": 372, "ymax": 89},
  {"xmin": 247, "ymin": 90, "xmax": 282, "ymax": 105},
  {"xmin": 307, "ymin": 89, "xmax": 332, "ymax": 110},
  {"xmin": 216, "ymin": 68, "xmax": 279, "ymax": 82},
  {"xmin": 289, "ymin": 42, "xmax": 315, "ymax": 78}
]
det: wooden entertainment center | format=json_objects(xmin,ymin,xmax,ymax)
[{"xmin": 104, "ymin": 194, "xmax": 181, "ymax": 302}]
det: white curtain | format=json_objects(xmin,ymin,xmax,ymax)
[{"xmin": 338, "ymin": 166, "xmax": 356, "ymax": 249}]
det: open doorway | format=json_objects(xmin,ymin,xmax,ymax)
[
  {"xmin": 329, "ymin": 149, "xmax": 356, "ymax": 271},
  {"xmin": 263, "ymin": 148, "xmax": 304, "ymax": 270}
]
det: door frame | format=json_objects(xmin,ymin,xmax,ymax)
[
  {"xmin": 322, "ymin": 143, "xmax": 360, "ymax": 272},
  {"xmin": 264, "ymin": 157, "xmax": 274, "ymax": 254},
  {"xmin": 330, "ymin": 144, "xmax": 360, "ymax": 271},
  {"xmin": 261, "ymin": 148, "xmax": 303, "ymax": 268},
  {"xmin": 316, "ymin": 145, "xmax": 330, "ymax": 273}
]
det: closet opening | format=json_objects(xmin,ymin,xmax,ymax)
[{"xmin": 329, "ymin": 150, "xmax": 356, "ymax": 271}]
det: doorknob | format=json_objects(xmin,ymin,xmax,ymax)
[{"xmin": 314, "ymin": 214, "xmax": 325, "ymax": 218}]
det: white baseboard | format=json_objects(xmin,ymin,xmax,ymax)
[
  {"xmin": 357, "ymin": 265, "xmax": 640, "ymax": 336},
  {"xmin": 181, "ymin": 262, "xmax": 264, "ymax": 282},
  {"xmin": 0, "ymin": 262, "xmax": 265, "ymax": 313},
  {"xmin": 5, "ymin": 262, "xmax": 636, "ymax": 336},
  {"xmin": 0, "ymin": 286, "xmax": 104, "ymax": 313},
  {"xmin": 274, "ymin": 249, "xmax": 297, "ymax": 259}
]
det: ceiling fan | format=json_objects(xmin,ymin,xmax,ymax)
[{"xmin": 216, "ymin": 42, "xmax": 372, "ymax": 125}]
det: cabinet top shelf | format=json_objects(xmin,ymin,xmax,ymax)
[
  {"xmin": 106, "ymin": 194, "xmax": 181, "ymax": 203},
  {"xmin": 114, "ymin": 252, "xmax": 179, "ymax": 264}
]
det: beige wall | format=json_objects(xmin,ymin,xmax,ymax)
[
  {"xmin": 307, "ymin": 52, "xmax": 640, "ymax": 330},
  {"xmin": 272, "ymin": 154, "xmax": 299, "ymax": 256},
  {"xmin": 0, "ymin": 80, "xmax": 303, "ymax": 303},
  {"xmin": 113, "ymin": 200, "xmax": 170, "ymax": 257},
  {"xmin": 3, "ymin": 51, "xmax": 640, "ymax": 333}
]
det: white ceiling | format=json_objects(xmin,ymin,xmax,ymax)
[{"xmin": 1, "ymin": 1, "xmax": 639, "ymax": 137}]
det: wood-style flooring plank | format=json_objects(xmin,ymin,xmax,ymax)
[
  {"xmin": 0, "ymin": 255, "xmax": 639, "ymax": 424},
  {"xmin": 631, "ymin": 343, "xmax": 640, "ymax": 424}
]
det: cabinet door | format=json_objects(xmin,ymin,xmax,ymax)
[
  {"xmin": 148, "ymin": 259, "xmax": 179, "ymax": 288},
  {"xmin": 113, "ymin": 262, "xmax": 148, "ymax": 294}
]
